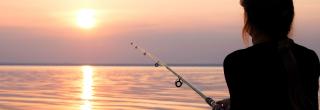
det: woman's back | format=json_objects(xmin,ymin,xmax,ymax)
[{"xmin": 223, "ymin": 40, "xmax": 319, "ymax": 110}]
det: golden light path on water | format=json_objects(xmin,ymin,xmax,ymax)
[{"xmin": 81, "ymin": 66, "xmax": 94, "ymax": 110}]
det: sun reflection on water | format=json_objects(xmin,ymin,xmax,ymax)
[{"xmin": 81, "ymin": 66, "xmax": 94, "ymax": 110}]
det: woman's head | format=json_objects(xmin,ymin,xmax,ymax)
[{"xmin": 241, "ymin": 0, "xmax": 295, "ymax": 44}]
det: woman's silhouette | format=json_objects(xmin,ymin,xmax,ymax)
[{"xmin": 216, "ymin": 0, "xmax": 320, "ymax": 110}]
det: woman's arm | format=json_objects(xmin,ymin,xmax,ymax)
[
  {"xmin": 221, "ymin": 50, "xmax": 247, "ymax": 110},
  {"xmin": 218, "ymin": 52, "xmax": 241, "ymax": 110}
]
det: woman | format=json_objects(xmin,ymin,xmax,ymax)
[{"xmin": 216, "ymin": 0, "xmax": 320, "ymax": 110}]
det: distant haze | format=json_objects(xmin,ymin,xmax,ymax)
[{"xmin": 0, "ymin": 0, "xmax": 319, "ymax": 65}]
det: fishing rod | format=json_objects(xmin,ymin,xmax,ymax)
[{"xmin": 130, "ymin": 42, "xmax": 216, "ymax": 108}]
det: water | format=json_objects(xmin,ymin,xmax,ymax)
[{"xmin": 0, "ymin": 66, "xmax": 228, "ymax": 110}]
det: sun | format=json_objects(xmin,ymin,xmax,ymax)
[{"xmin": 76, "ymin": 9, "xmax": 96, "ymax": 29}]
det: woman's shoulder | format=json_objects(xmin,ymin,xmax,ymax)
[
  {"xmin": 224, "ymin": 43, "xmax": 269, "ymax": 62},
  {"xmin": 225, "ymin": 49, "xmax": 245, "ymax": 60},
  {"xmin": 223, "ymin": 42, "xmax": 319, "ymax": 66},
  {"xmin": 224, "ymin": 45, "xmax": 258, "ymax": 61},
  {"xmin": 224, "ymin": 42, "xmax": 281, "ymax": 66},
  {"xmin": 293, "ymin": 43, "xmax": 317, "ymax": 55},
  {"xmin": 223, "ymin": 49, "xmax": 248, "ymax": 66},
  {"xmin": 292, "ymin": 43, "xmax": 319, "ymax": 61}
]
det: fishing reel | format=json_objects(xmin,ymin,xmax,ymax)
[{"xmin": 175, "ymin": 78, "xmax": 183, "ymax": 88}]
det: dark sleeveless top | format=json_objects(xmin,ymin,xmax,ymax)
[{"xmin": 223, "ymin": 39, "xmax": 319, "ymax": 110}]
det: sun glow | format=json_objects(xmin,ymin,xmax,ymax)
[
  {"xmin": 81, "ymin": 65, "xmax": 93, "ymax": 100},
  {"xmin": 76, "ymin": 9, "xmax": 96, "ymax": 29},
  {"xmin": 81, "ymin": 65, "xmax": 94, "ymax": 110}
]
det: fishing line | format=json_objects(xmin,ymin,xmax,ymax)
[{"xmin": 130, "ymin": 42, "xmax": 216, "ymax": 108}]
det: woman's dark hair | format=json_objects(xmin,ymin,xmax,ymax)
[{"xmin": 241, "ymin": 0, "xmax": 295, "ymax": 44}]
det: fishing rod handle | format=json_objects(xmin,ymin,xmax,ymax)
[
  {"xmin": 212, "ymin": 98, "xmax": 231, "ymax": 110},
  {"xmin": 206, "ymin": 97, "xmax": 216, "ymax": 107}
]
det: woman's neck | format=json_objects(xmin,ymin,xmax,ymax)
[{"xmin": 252, "ymin": 34, "xmax": 273, "ymax": 45}]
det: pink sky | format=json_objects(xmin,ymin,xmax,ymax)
[{"xmin": 0, "ymin": 0, "xmax": 319, "ymax": 65}]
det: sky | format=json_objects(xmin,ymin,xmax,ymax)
[{"xmin": 0, "ymin": 0, "xmax": 319, "ymax": 65}]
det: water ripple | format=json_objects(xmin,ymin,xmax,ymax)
[{"xmin": 0, "ymin": 66, "xmax": 226, "ymax": 110}]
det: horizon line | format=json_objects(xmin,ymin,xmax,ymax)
[{"xmin": 0, "ymin": 63, "xmax": 222, "ymax": 67}]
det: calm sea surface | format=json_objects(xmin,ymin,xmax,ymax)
[
  {"xmin": 0, "ymin": 66, "xmax": 319, "ymax": 110},
  {"xmin": 0, "ymin": 66, "xmax": 228, "ymax": 110}
]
